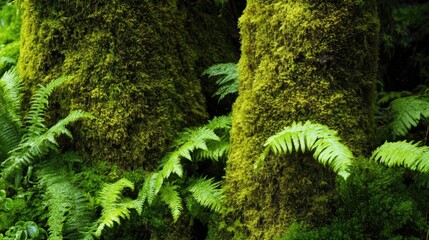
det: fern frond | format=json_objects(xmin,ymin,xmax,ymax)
[
  {"xmin": 160, "ymin": 183, "xmax": 183, "ymax": 222},
  {"xmin": 371, "ymin": 141, "xmax": 429, "ymax": 173},
  {"xmin": 204, "ymin": 114, "xmax": 232, "ymax": 131},
  {"xmin": 0, "ymin": 68, "xmax": 23, "ymax": 160},
  {"xmin": 37, "ymin": 155, "xmax": 93, "ymax": 240},
  {"xmin": 195, "ymin": 134, "xmax": 230, "ymax": 162},
  {"xmin": 25, "ymin": 76, "xmax": 70, "ymax": 138},
  {"xmin": 203, "ymin": 63, "xmax": 238, "ymax": 101},
  {"xmin": 187, "ymin": 178, "xmax": 225, "ymax": 213},
  {"xmin": 95, "ymin": 178, "xmax": 138, "ymax": 237},
  {"xmin": 160, "ymin": 152, "xmax": 183, "ymax": 178},
  {"xmin": 389, "ymin": 95, "xmax": 429, "ymax": 137},
  {"xmin": 256, "ymin": 121, "xmax": 353, "ymax": 180}
]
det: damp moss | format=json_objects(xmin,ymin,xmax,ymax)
[
  {"xmin": 18, "ymin": 0, "xmax": 238, "ymax": 169},
  {"xmin": 224, "ymin": 0, "xmax": 379, "ymax": 239}
]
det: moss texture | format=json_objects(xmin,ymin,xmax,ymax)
[
  {"xmin": 18, "ymin": 0, "xmax": 239, "ymax": 169},
  {"xmin": 224, "ymin": 0, "xmax": 379, "ymax": 239}
]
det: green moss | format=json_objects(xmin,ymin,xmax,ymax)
[
  {"xmin": 18, "ymin": 0, "xmax": 238, "ymax": 169},
  {"xmin": 225, "ymin": 0, "xmax": 379, "ymax": 239}
]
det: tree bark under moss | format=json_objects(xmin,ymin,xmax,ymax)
[
  {"xmin": 18, "ymin": 0, "xmax": 239, "ymax": 169},
  {"xmin": 224, "ymin": 0, "xmax": 379, "ymax": 239}
]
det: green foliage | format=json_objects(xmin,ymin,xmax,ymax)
[
  {"xmin": 256, "ymin": 121, "xmax": 353, "ymax": 180},
  {"xmin": 277, "ymin": 161, "xmax": 429, "ymax": 240},
  {"xmin": 389, "ymin": 95, "xmax": 429, "ymax": 137},
  {"xmin": 0, "ymin": 68, "xmax": 22, "ymax": 160},
  {"xmin": 137, "ymin": 116, "xmax": 230, "ymax": 223},
  {"xmin": 203, "ymin": 63, "xmax": 238, "ymax": 102},
  {"xmin": 0, "ymin": 221, "xmax": 47, "ymax": 240},
  {"xmin": 0, "ymin": 73, "xmax": 94, "ymax": 181},
  {"xmin": 95, "ymin": 178, "xmax": 139, "ymax": 237},
  {"xmin": 187, "ymin": 178, "xmax": 224, "ymax": 213},
  {"xmin": 371, "ymin": 141, "xmax": 429, "ymax": 173}
]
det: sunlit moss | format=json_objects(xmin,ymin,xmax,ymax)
[{"xmin": 225, "ymin": 0, "xmax": 379, "ymax": 239}]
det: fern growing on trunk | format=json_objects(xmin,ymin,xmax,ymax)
[{"xmin": 256, "ymin": 121, "xmax": 354, "ymax": 180}]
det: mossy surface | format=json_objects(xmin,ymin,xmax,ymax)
[
  {"xmin": 18, "ymin": 0, "xmax": 238, "ymax": 169},
  {"xmin": 225, "ymin": 0, "xmax": 379, "ymax": 239}
]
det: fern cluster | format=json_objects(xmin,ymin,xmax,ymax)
[
  {"xmin": 0, "ymin": 71, "xmax": 94, "ymax": 181},
  {"xmin": 137, "ymin": 115, "xmax": 231, "ymax": 222}
]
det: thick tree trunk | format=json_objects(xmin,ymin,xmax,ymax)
[
  {"xmin": 18, "ymin": 0, "xmax": 238, "ymax": 169},
  {"xmin": 225, "ymin": 0, "xmax": 379, "ymax": 239}
]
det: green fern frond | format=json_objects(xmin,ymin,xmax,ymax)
[
  {"xmin": 389, "ymin": 95, "xmax": 429, "ymax": 137},
  {"xmin": 256, "ymin": 121, "xmax": 353, "ymax": 180},
  {"xmin": 187, "ymin": 178, "xmax": 225, "ymax": 213},
  {"xmin": 377, "ymin": 91, "xmax": 411, "ymax": 105},
  {"xmin": 204, "ymin": 114, "xmax": 232, "ymax": 131},
  {"xmin": 371, "ymin": 141, "xmax": 429, "ymax": 173},
  {"xmin": 160, "ymin": 183, "xmax": 183, "ymax": 222},
  {"xmin": 95, "ymin": 178, "xmax": 138, "ymax": 237},
  {"xmin": 25, "ymin": 76, "xmax": 70, "ymax": 138},
  {"xmin": 203, "ymin": 63, "xmax": 238, "ymax": 101},
  {"xmin": 37, "ymin": 155, "xmax": 93, "ymax": 240},
  {"xmin": 195, "ymin": 134, "xmax": 230, "ymax": 162},
  {"xmin": 0, "ymin": 68, "xmax": 23, "ymax": 160},
  {"xmin": 160, "ymin": 152, "xmax": 183, "ymax": 178}
]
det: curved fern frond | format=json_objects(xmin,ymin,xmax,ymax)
[
  {"xmin": 371, "ymin": 141, "xmax": 429, "ymax": 173},
  {"xmin": 95, "ymin": 178, "xmax": 138, "ymax": 237},
  {"xmin": 389, "ymin": 95, "xmax": 429, "ymax": 137},
  {"xmin": 203, "ymin": 63, "xmax": 238, "ymax": 101},
  {"xmin": 195, "ymin": 134, "xmax": 230, "ymax": 162},
  {"xmin": 256, "ymin": 121, "xmax": 353, "ymax": 180},
  {"xmin": 204, "ymin": 114, "xmax": 232, "ymax": 131},
  {"xmin": 160, "ymin": 183, "xmax": 183, "ymax": 222},
  {"xmin": 187, "ymin": 178, "xmax": 225, "ymax": 213}
]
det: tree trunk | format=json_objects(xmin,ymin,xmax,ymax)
[
  {"xmin": 225, "ymin": 0, "xmax": 379, "ymax": 239},
  {"xmin": 18, "ymin": 0, "xmax": 238, "ymax": 169}
]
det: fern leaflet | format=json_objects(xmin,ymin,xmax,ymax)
[
  {"xmin": 95, "ymin": 178, "xmax": 139, "ymax": 237},
  {"xmin": 187, "ymin": 178, "xmax": 225, "ymax": 213},
  {"xmin": 389, "ymin": 95, "xmax": 429, "ymax": 137},
  {"xmin": 371, "ymin": 141, "xmax": 429, "ymax": 173},
  {"xmin": 203, "ymin": 63, "xmax": 238, "ymax": 101},
  {"xmin": 160, "ymin": 183, "xmax": 183, "ymax": 222},
  {"xmin": 256, "ymin": 121, "xmax": 353, "ymax": 180}
]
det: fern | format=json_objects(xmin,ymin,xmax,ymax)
[
  {"xmin": 159, "ymin": 183, "xmax": 183, "ymax": 222},
  {"xmin": 389, "ymin": 95, "xmax": 429, "ymax": 137},
  {"xmin": 0, "ymin": 68, "xmax": 22, "ymax": 160},
  {"xmin": 37, "ymin": 153, "xmax": 94, "ymax": 240},
  {"xmin": 371, "ymin": 141, "xmax": 429, "ymax": 173},
  {"xmin": 256, "ymin": 121, "xmax": 354, "ymax": 180},
  {"xmin": 94, "ymin": 178, "xmax": 139, "ymax": 237},
  {"xmin": 187, "ymin": 178, "xmax": 225, "ymax": 213},
  {"xmin": 203, "ymin": 63, "xmax": 238, "ymax": 101},
  {"xmin": 0, "ymin": 76, "xmax": 94, "ymax": 181}
]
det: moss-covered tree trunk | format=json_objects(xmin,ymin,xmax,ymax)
[
  {"xmin": 225, "ymin": 0, "xmax": 379, "ymax": 239},
  {"xmin": 18, "ymin": 0, "xmax": 238, "ymax": 169}
]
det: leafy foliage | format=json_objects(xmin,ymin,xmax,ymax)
[
  {"xmin": 256, "ymin": 121, "xmax": 354, "ymax": 180},
  {"xmin": 95, "ymin": 178, "xmax": 139, "ymax": 237},
  {"xmin": 371, "ymin": 141, "xmax": 429, "ymax": 173},
  {"xmin": 137, "ymin": 115, "xmax": 231, "ymax": 223},
  {"xmin": 187, "ymin": 178, "xmax": 225, "ymax": 213},
  {"xmin": 0, "ymin": 73, "xmax": 94, "ymax": 181},
  {"xmin": 389, "ymin": 95, "xmax": 429, "ymax": 137},
  {"xmin": 203, "ymin": 63, "xmax": 238, "ymax": 102}
]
